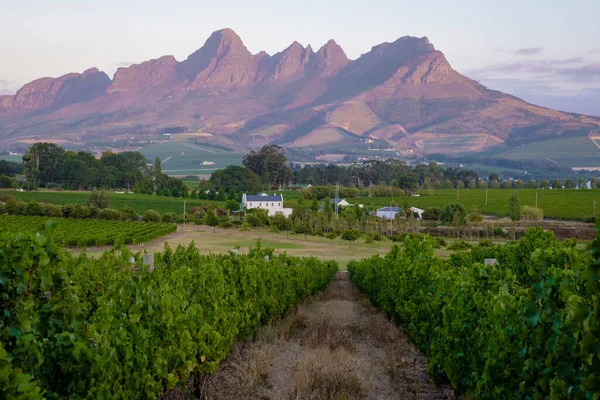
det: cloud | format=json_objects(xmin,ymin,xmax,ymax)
[
  {"xmin": 470, "ymin": 57, "xmax": 587, "ymax": 76},
  {"xmin": 558, "ymin": 63, "xmax": 600, "ymax": 80},
  {"xmin": 514, "ymin": 47, "xmax": 545, "ymax": 55},
  {"xmin": 116, "ymin": 61, "xmax": 137, "ymax": 68},
  {"xmin": 0, "ymin": 79, "xmax": 20, "ymax": 95}
]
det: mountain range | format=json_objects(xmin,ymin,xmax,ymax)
[{"xmin": 1, "ymin": 28, "xmax": 599, "ymax": 155}]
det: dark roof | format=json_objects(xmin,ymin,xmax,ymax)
[
  {"xmin": 246, "ymin": 194, "xmax": 282, "ymax": 202},
  {"xmin": 377, "ymin": 207, "xmax": 402, "ymax": 212}
]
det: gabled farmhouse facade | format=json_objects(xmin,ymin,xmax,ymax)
[{"xmin": 242, "ymin": 193, "xmax": 293, "ymax": 217}]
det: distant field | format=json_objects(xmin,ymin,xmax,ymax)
[
  {"xmin": 138, "ymin": 142, "xmax": 244, "ymax": 175},
  {"xmin": 0, "ymin": 155, "xmax": 23, "ymax": 162},
  {"xmin": 349, "ymin": 188, "xmax": 600, "ymax": 220},
  {"xmin": 0, "ymin": 190, "xmax": 221, "ymax": 215},
  {"xmin": 495, "ymin": 136, "xmax": 600, "ymax": 167}
]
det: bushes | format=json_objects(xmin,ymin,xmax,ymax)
[
  {"xmin": 162, "ymin": 212, "xmax": 179, "ymax": 224},
  {"xmin": 440, "ymin": 202, "xmax": 466, "ymax": 226},
  {"xmin": 521, "ymin": 205, "xmax": 544, "ymax": 221},
  {"xmin": 121, "ymin": 204, "xmax": 138, "ymax": 221},
  {"xmin": 143, "ymin": 210, "xmax": 161, "ymax": 223},
  {"xmin": 25, "ymin": 200, "xmax": 45, "ymax": 216},
  {"xmin": 341, "ymin": 229, "xmax": 361, "ymax": 242},
  {"xmin": 422, "ymin": 207, "xmax": 442, "ymax": 221},
  {"xmin": 88, "ymin": 190, "xmax": 111, "ymax": 209},
  {"xmin": 98, "ymin": 208, "xmax": 122, "ymax": 220}
]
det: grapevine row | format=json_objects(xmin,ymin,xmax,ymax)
[
  {"xmin": 348, "ymin": 226, "xmax": 600, "ymax": 399},
  {"xmin": 0, "ymin": 229, "xmax": 337, "ymax": 398},
  {"xmin": 0, "ymin": 215, "xmax": 177, "ymax": 247}
]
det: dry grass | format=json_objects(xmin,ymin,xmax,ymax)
[
  {"xmin": 168, "ymin": 272, "xmax": 455, "ymax": 400},
  {"xmin": 292, "ymin": 347, "xmax": 374, "ymax": 400}
]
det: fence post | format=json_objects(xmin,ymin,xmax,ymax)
[{"xmin": 143, "ymin": 253, "xmax": 155, "ymax": 271}]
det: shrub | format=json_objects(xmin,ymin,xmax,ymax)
[
  {"xmin": 441, "ymin": 203, "xmax": 467, "ymax": 226},
  {"xmin": 143, "ymin": 210, "xmax": 161, "ymax": 223},
  {"xmin": 26, "ymin": 201, "xmax": 45, "ymax": 216},
  {"xmin": 162, "ymin": 212, "xmax": 179, "ymax": 224},
  {"xmin": 365, "ymin": 233, "xmax": 374, "ymax": 244},
  {"xmin": 6, "ymin": 200, "xmax": 27, "ymax": 215},
  {"xmin": 45, "ymin": 204, "xmax": 63, "ymax": 218},
  {"xmin": 0, "ymin": 174, "xmax": 15, "ymax": 188},
  {"xmin": 71, "ymin": 204, "xmax": 91, "ymax": 219},
  {"xmin": 0, "ymin": 193, "xmax": 16, "ymax": 203},
  {"xmin": 219, "ymin": 217, "xmax": 233, "ymax": 229},
  {"xmin": 341, "ymin": 229, "xmax": 361, "ymax": 242},
  {"xmin": 447, "ymin": 240, "xmax": 472, "ymax": 251},
  {"xmin": 98, "ymin": 208, "xmax": 122, "ymax": 220},
  {"xmin": 423, "ymin": 207, "xmax": 442, "ymax": 221},
  {"xmin": 121, "ymin": 205, "xmax": 138, "ymax": 222},
  {"xmin": 521, "ymin": 205, "xmax": 543, "ymax": 222},
  {"xmin": 88, "ymin": 190, "xmax": 111, "ymax": 209}
]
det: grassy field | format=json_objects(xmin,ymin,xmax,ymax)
[
  {"xmin": 138, "ymin": 142, "xmax": 243, "ymax": 176},
  {"xmin": 349, "ymin": 188, "xmax": 600, "ymax": 220},
  {"xmin": 0, "ymin": 190, "xmax": 221, "ymax": 215},
  {"xmin": 72, "ymin": 225, "xmax": 436, "ymax": 269},
  {"xmin": 495, "ymin": 136, "xmax": 600, "ymax": 168}
]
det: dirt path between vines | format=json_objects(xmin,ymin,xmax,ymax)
[{"xmin": 173, "ymin": 272, "xmax": 454, "ymax": 400}]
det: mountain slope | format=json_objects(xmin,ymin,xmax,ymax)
[{"xmin": 1, "ymin": 28, "xmax": 598, "ymax": 155}]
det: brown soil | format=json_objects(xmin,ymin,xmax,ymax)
[{"xmin": 171, "ymin": 272, "xmax": 454, "ymax": 400}]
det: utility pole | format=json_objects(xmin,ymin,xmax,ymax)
[{"xmin": 335, "ymin": 182, "xmax": 339, "ymax": 219}]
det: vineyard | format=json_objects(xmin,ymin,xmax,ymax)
[
  {"xmin": 348, "ymin": 226, "xmax": 600, "ymax": 398},
  {"xmin": 0, "ymin": 215, "xmax": 177, "ymax": 247},
  {"xmin": 352, "ymin": 188, "xmax": 600, "ymax": 220},
  {"xmin": 0, "ymin": 190, "xmax": 221, "ymax": 215},
  {"xmin": 0, "ymin": 231, "xmax": 337, "ymax": 398}
]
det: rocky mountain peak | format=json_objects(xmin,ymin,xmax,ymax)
[{"xmin": 316, "ymin": 39, "xmax": 349, "ymax": 73}]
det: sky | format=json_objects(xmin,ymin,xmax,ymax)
[{"xmin": 1, "ymin": 0, "xmax": 599, "ymax": 115}]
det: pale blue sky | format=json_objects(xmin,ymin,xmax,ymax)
[{"xmin": 1, "ymin": 0, "xmax": 599, "ymax": 114}]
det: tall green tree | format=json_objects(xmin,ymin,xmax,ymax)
[
  {"xmin": 23, "ymin": 142, "xmax": 64, "ymax": 186},
  {"xmin": 509, "ymin": 192, "xmax": 521, "ymax": 221},
  {"xmin": 243, "ymin": 145, "xmax": 292, "ymax": 190}
]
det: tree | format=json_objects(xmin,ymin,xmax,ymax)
[
  {"xmin": 551, "ymin": 179, "xmax": 562, "ymax": 189},
  {"xmin": 441, "ymin": 203, "xmax": 467, "ymax": 226},
  {"xmin": 396, "ymin": 172, "xmax": 419, "ymax": 195},
  {"xmin": 0, "ymin": 175, "xmax": 15, "ymax": 188},
  {"xmin": 527, "ymin": 180, "xmax": 538, "ymax": 189},
  {"xmin": 488, "ymin": 173, "xmax": 499, "ymax": 181},
  {"xmin": 209, "ymin": 165, "xmax": 263, "ymax": 194},
  {"xmin": 153, "ymin": 157, "xmax": 162, "ymax": 176},
  {"xmin": 143, "ymin": 210, "xmax": 161, "ymax": 223},
  {"xmin": 203, "ymin": 209, "xmax": 220, "ymax": 233},
  {"xmin": 564, "ymin": 179, "xmax": 575, "ymax": 189},
  {"xmin": 23, "ymin": 142, "xmax": 64, "ymax": 186},
  {"xmin": 539, "ymin": 179, "xmax": 549, "ymax": 189},
  {"xmin": 243, "ymin": 145, "xmax": 292, "ymax": 190},
  {"xmin": 341, "ymin": 229, "xmax": 361, "ymax": 243},
  {"xmin": 121, "ymin": 204, "xmax": 138, "ymax": 221},
  {"xmin": 509, "ymin": 192, "xmax": 520, "ymax": 221},
  {"xmin": 423, "ymin": 207, "xmax": 442, "ymax": 221},
  {"xmin": 88, "ymin": 190, "xmax": 111, "ymax": 209}
]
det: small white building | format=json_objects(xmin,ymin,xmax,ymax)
[
  {"xmin": 376, "ymin": 206, "xmax": 400, "ymax": 220},
  {"xmin": 376, "ymin": 206, "xmax": 424, "ymax": 220},
  {"xmin": 242, "ymin": 193, "xmax": 293, "ymax": 217},
  {"xmin": 330, "ymin": 199, "xmax": 351, "ymax": 207}
]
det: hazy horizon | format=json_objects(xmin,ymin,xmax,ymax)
[{"xmin": 1, "ymin": 0, "xmax": 599, "ymax": 115}]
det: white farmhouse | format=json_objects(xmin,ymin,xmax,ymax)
[
  {"xmin": 376, "ymin": 206, "xmax": 400, "ymax": 220},
  {"xmin": 376, "ymin": 206, "xmax": 424, "ymax": 220},
  {"xmin": 242, "ymin": 193, "xmax": 293, "ymax": 217}
]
